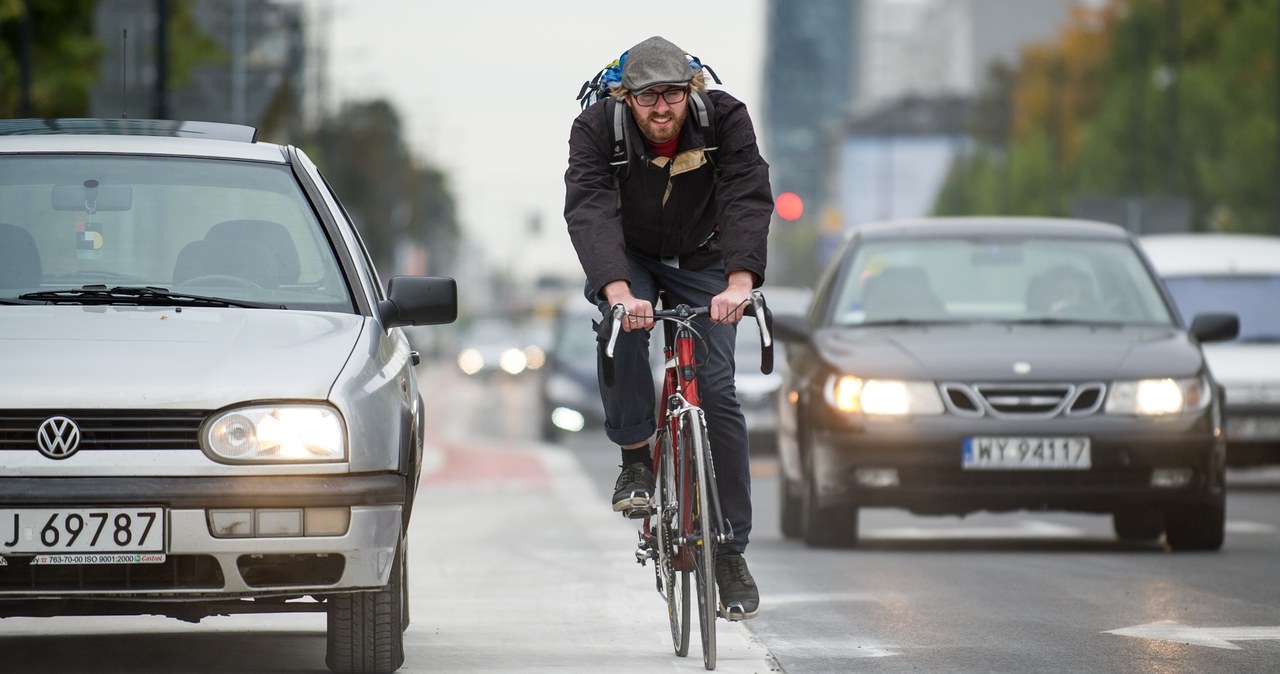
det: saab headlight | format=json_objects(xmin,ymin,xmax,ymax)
[
  {"xmin": 205, "ymin": 405, "xmax": 346, "ymax": 463},
  {"xmin": 823, "ymin": 375, "xmax": 944, "ymax": 416},
  {"xmin": 1105, "ymin": 376, "xmax": 1208, "ymax": 416}
]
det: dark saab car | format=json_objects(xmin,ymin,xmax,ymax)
[{"xmin": 773, "ymin": 217, "xmax": 1238, "ymax": 550}]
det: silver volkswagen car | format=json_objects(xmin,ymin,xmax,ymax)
[{"xmin": 0, "ymin": 119, "xmax": 457, "ymax": 673}]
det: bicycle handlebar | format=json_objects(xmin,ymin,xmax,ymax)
[{"xmin": 599, "ymin": 290, "xmax": 774, "ymax": 388}]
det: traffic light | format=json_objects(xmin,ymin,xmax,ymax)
[{"xmin": 776, "ymin": 192, "xmax": 804, "ymax": 221}]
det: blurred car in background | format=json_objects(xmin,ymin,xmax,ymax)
[
  {"xmin": 456, "ymin": 316, "xmax": 545, "ymax": 378},
  {"xmin": 539, "ymin": 297, "xmax": 606, "ymax": 440},
  {"xmin": 1141, "ymin": 233, "xmax": 1280, "ymax": 467},
  {"xmin": 736, "ymin": 286, "xmax": 813, "ymax": 454},
  {"xmin": 773, "ymin": 217, "xmax": 1238, "ymax": 550}
]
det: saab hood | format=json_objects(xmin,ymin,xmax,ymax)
[{"xmin": 812, "ymin": 323, "xmax": 1207, "ymax": 381}]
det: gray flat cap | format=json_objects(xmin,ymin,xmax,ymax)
[{"xmin": 621, "ymin": 36, "xmax": 693, "ymax": 92}]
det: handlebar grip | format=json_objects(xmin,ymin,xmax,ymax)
[
  {"xmin": 748, "ymin": 290, "xmax": 774, "ymax": 375},
  {"xmin": 597, "ymin": 304, "xmax": 626, "ymax": 388}
]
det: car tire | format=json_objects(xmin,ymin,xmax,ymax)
[
  {"xmin": 800, "ymin": 448, "xmax": 859, "ymax": 548},
  {"xmin": 1164, "ymin": 502, "xmax": 1225, "ymax": 551},
  {"xmin": 1112, "ymin": 508, "xmax": 1165, "ymax": 542},
  {"xmin": 326, "ymin": 539, "xmax": 407, "ymax": 673},
  {"xmin": 779, "ymin": 474, "xmax": 803, "ymax": 540}
]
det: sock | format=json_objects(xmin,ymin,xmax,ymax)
[{"xmin": 621, "ymin": 444, "xmax": 651, "ymax": 466}]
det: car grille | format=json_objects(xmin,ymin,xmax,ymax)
[
  {"xmin": 903, "ymin": 466, "xmax": 1150, "ymax": 490},
  {"xmin": 940, "ymin": 383, "xmax": 1106, "ymax": 418},
  {"xmin": 0, "ymin": 411, "xmax": 206, "ymax": 451},
  {"xmin": 0, "ymin": 554, "xmax": 223, "ymax": 591}
]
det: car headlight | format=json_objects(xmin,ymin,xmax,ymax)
[
  {"xmin": 1105, "ymin": 376, "xmax": 1209, "ymax": 416},
  {"xmin": 823, "ymin": 375, "xmax": 944, "ymax": 416},
  {"xmin": 499, "ymin": 347, "xmax": 528, "ymax": 375},
  {"xmin": 205, "ymin": 405, "xmax": 346, "ymax": 463},
  {"xmin": 458, "ymin": 348, "xmax": 484, "ymax": 375}
]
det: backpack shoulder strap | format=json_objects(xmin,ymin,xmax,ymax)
[
  {"xmin": 690, "ymin": 91, "xmax": 717, "ymax": 158},
  {"xmin": 606, "ymin": 97, "xmax": 629, "ymax": 170}
]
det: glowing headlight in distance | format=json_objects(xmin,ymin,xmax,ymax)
[
  {"xmin": 499, "ymin": 347, "xmax": 528, "ymax": 375},
  {"xmin": 206, "ymin": 405, "xmax": 346, "ymax": 462},
  {"xmin": 1105, "ymin": 376, "xmax": 1208, "ymax": 416},
  {"xmin": 524, "ymin": 345, "xmax": 546, "ymax": 371},
  {"xmin": 457, "ymin": 349, "xmax": 484, "ymax": 375},
  {"xmin": 823, "ymin": 375, "xmax": 944, "ymax": 416}
]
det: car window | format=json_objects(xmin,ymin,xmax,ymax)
[
  {"xmin": 832, "ymin": 237, "xmax": 1174, "ymax": 326},
  {"xmin": 0, "ymin": 154, "xmax": 353, "ymax": 311},
  {"xmin": 1163, "ymin": 275, "xmax": 1280, "ymax": 343}
]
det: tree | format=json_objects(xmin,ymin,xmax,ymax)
[{"xmin": 0, "ymin": 1, "xmax": 99, "ymax": 118}]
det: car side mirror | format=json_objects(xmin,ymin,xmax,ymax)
[
  {"xmin": 771, "ymin": 312, "xmax": 811, "ymax": 344},
  {"xmin": 379, "ymin": 276, "xmax": 458, "ymax": 328},
  {"xmin": 1189, "ymin": 312, "xmax": 1239, "ymax": 344}
]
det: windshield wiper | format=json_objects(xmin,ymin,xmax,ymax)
[
  {"xmin": 1005, "ymin": 317, "xmax": 1114, "ymax": 327},
  {"xmin": 17, "ymin": 285, "xmax": 283, "ymax": 309}
]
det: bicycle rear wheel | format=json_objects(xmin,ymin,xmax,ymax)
[
  {"xmin": 655, "ymin": 428, "xmax": 690, "ymax": 657},
  {"xmin": 683, "ymin": 412, "xmax": 718, "ymax": 670}
]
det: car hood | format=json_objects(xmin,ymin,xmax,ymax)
[
  {"xmin": 813, "ymin": 323, "xmax": 1205, "ymax": 381},
  {"xmin": 0, "ymin": 306, "xmax": 363, "ymax": 408}
]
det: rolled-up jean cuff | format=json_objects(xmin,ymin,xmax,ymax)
[{"xmin": 606, "ymin": 421, "xmax": 656, "ymax": 447}]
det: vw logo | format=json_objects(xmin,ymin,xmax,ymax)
[{"xmin": 36, "ymin": 416, "xmax": 81, "ymax": 459}]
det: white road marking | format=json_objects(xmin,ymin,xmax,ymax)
[{"xmin": 1104, "ymin": 621, "xmax": 1280, "ymax": 650}]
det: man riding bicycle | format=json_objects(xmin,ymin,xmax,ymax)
[{"xmin": 564, "ymin": 35, "xmax": 773, "ymax": 619}]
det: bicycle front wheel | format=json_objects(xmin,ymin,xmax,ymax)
[
  {"xmin": 656, "ymin": 428, "xmax": 690, "ymax": 657},
  {"xmin": 684, "ymin": 412, "xmax": 718, "ymax": 670}
]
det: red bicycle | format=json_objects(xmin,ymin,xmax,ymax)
[{"xmin": 602, "ymin": 290, "xmax": 772, "ymax": 670}]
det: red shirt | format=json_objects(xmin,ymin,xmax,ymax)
[{"xmin": 650, "ymin": 137, "xmax": 679, "ymax": 158}]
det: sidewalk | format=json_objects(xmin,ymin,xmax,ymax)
[{"xmin": 403, "ymin": 436, "xmax": 777, "ymax": 673}]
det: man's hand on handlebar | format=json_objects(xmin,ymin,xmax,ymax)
[
  {"xmin": 603, "ymin": 280, "xmax": 653, "ymax": 332},
  {"xmin": 711, "ymin": 270, "xmax": 756, "ymax": 324}
]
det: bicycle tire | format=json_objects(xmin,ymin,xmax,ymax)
[
  {"xmin": 684, "ymin": 412, "xmax": 718, "ymax": 670},
  {"xmin": 655, "ymin": 428, "xmax": 690, "ymax": 657}
]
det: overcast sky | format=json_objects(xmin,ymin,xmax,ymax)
[{"xmin": 321, "ymin": 0, "xmax": 767, "ymax": 282}]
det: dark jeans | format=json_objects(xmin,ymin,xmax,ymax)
[{"xmin": 586, "ymin": 250, "xmax": 752, "ymax": 554}]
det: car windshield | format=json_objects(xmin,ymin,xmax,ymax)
[
  {"xmin": 1163, "ymin": 276, "xmax": 1280, "ymax": 343},
  {"xmin": 832, "ymin": 236, "xmax": 1174, "ymax": 327},
  {"xmin": 0, "ymin": 154, "xmax": 352, "ymax": 311}
]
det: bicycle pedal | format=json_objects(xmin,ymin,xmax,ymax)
[
  {"xmin": 720, "ymin": 602, "xmax": 748, "ymax": 622},
  {"xmin": 621, "ymin": 505, "xmax": 654, "ymax": 520}
]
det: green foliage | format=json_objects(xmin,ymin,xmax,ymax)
[
  {"xmin": 303, "ymin": 100, "xmax": 460, "ymax": 277},
  {"xmin": 939, "ymin": 0, "xmax": 1280, "ymax": 233},
  {"xmin": 0, "ymin": 1, "xmax": 100, "ymax": 117}
]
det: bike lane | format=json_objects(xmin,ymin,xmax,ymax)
[{"xmin": 404, "ymin": 436, "xmax": 777, "ymax": 673}]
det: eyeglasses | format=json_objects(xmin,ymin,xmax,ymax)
[{"xmin": 632, "ymin": 88, "xmax": 688, "ymax": 107}]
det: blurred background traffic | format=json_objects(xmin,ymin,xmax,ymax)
[{"xmin": 4, "ymin": 0, "xmax": 1280, "ymax": 451}]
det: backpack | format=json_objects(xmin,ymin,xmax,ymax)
[{"xmin": 576, "ymin": 50, "xmax": 723, "ymax": 178}]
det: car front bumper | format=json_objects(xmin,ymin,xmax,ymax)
[
  {"xmin": 0, "ymin": 474, "xmax": 406, "ymax": 599},
  {"xmin": 808, "ymin": 411, "xmax": 1226, "ymax": 515}
]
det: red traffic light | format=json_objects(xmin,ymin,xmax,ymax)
[{"xmin": 776, "ymin": 192, "xmax": 804, "ymax": 221}]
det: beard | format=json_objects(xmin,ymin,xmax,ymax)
[{"xmin": 634, "ymin": 102, "xmax": 689, "ymax": 145}]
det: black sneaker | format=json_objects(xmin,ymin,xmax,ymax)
[
  {"xmin": 612, "ymin": 462, "xmax": 655, "ymax": 518},
  {"xmin": 715, "ymin": 553, "xmax": 759, "ymax": 620}
]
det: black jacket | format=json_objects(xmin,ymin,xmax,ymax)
[{"xmin": 564, "ymin": 89, "xmax": 773, "ymax": 297}]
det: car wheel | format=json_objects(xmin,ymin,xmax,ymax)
[
  {"xmin": 326, "ymin": 539, "xmax": 406, "ymax": 673},
  {"xmin": 800, "ymin": 448, "xmax": 859, "ymax": 548},
  {"xmin": 1112, "ymin": 508, "xmax": 1164, "ymax": 541},
  {"xmin": 779, "ymin": 473, "xmax": 803, "ymax": 539},
  {"xmin": 1164, "ymin": 502, "xmax": 1225, "ymax": 551}
]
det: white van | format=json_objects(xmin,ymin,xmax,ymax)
[{"xmin": 1141, "ymin": 233, "xmax": 1280, "ymax": 467}]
